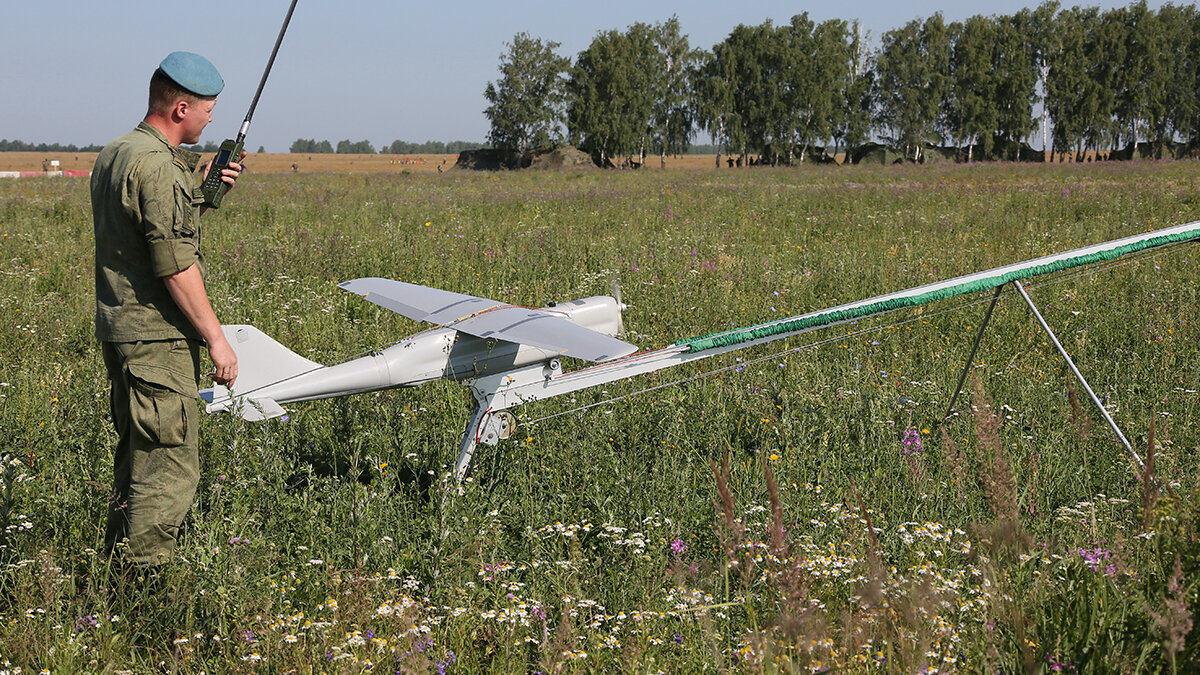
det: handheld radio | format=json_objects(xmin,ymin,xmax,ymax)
[{"xmin": 201, "ymin": 0, "xmax": 299, "ymax": 208}]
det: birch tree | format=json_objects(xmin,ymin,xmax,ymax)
[
  {"xmin": 827, "ymin": 22, "xmax": 873, "ymax": 163},
  {"xmin": 948, "ymin": 15, "xmax": 998, "ymax": 161},
  {"xmin": 650, "ymin": 17, "xmax": 700, "ymax": 168},
  {"xmin": 567, "ymin": 28, "xmax": 655, "ymax": 166},
  {"xmin": 874, "ymin": 15, "xmax": 951, "ymax": 161},
  {"xmin": 483, "ymin": 33, "xmax": 570, "ymax": 162}
]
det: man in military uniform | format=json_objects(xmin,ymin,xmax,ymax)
[{"xmin": 92, "ymin": 52, "xmax": 245, "ymax": 565}]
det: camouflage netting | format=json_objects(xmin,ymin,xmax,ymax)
[
  {"xmin": 454, "ymin": 145, "xmax": 597, "ymax": 171},
  {"xmin": 453, "ymin": 149, "xmax": 506, "ymax": 171}
]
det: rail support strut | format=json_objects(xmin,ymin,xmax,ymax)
[{"xmin": 1012, "ymin": 280, "xmax": 1149, "ymax": 476}]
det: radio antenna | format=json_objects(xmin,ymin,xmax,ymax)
[
  {"xmin": 202, "ymin": 0, "xmax": 299, "ymax": 208},
  {"xmin": 237, "ymin": 0, "xmax": 299, "ymax": 143}
]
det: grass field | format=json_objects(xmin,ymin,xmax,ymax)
[{"xmin": 1, "ymin": 161, "xmax": 1199, "ymax": 672}]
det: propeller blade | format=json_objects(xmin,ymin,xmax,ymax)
[{"xmin": 610, "ymin": 273, "xmax": 626, "ymax": 336}]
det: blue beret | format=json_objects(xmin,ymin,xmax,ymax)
[{"xmin": 158, "ymin": 51, "xmax": 224, "ymax": 96}]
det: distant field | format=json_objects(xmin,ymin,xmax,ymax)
[
  {"xmin": 0, "ymin": 151, "xmax": 728, "ymax": 174},
  {"xmin": 0, "ymin": 152, "xmax": 99, "ymax": 173},
  {"xmin": 0, "ymin": 151, "xmax": 459, "ymax": 174},
  {"xmin": 4, "ymin": 150, "xmax": 1134, "ymax": 175}
]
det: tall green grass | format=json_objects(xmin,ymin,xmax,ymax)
[{"xmin": 1, "ymin": 161, "xmax": 1198, "ymax": 672}]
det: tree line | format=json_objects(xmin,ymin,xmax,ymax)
[
  {"xmin": 0, "ymin": 137, "xmax": 481, "ymax": 156},
  {"xmin": 289, "ymin": 139, "xmax": 373, "ymax": 154},
  {"xmin": 288, "ymin": 139, "xmax": 485, "ymax": 154},
  {"xmin": 0, "ymin": 139, "xmax": 104, "ymax": 153},
  {"xmin": 483, "ymin": 2, "xmax": 1200, "ymax": 166}
]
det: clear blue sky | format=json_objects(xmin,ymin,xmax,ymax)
[{"xmin": 1, "ymin": 1, "xmax": 1171, "ymax": 152}]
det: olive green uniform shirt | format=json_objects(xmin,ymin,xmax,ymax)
[{"xmin": 92, "ymin": 122, "xmax": 207, "ymax": 342}]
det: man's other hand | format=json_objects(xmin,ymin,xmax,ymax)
[{"xmin": 209, "ymin": 336, "xmax": 238, "ymax": 387}]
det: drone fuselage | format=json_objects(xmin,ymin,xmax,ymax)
[{"xmin": 206, "ymin": 296, "xmax": 624, "ymax": 419}]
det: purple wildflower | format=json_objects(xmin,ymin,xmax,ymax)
[
  {"xmin": 670, "ymin": 539, "xmax": 687, "ymax": 556},
  {"xmin": 901, "ymin": 428, "xmax": 923, "ymax": 456},
  {"xmin": 1046, "ymin": 652, "xmax": 1073, "ymax": 671},
  {"xmin": 1076, "ymin": 546, "xmax": 1111, "ymax": 573}
]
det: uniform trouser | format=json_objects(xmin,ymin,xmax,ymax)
[{"xmin": 101, "ymin": 339, "xmax": 201, "ymax": 565}]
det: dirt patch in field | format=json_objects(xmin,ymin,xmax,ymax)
[{"xmin": 526, "ymin": 146, "xmax": 597, "ymax": 171}]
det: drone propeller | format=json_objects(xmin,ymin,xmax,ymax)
[{"xmin": 610, "ymin": 273, "xmax": 626, "ymax": 337}]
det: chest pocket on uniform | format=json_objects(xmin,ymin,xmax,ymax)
[{"xmin": 172, "ymin": 177, "xmax": 204, "ymax": 242}]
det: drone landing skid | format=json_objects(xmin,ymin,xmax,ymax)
[{"xmin": 453, "ymin": 359, "xmax": 563, "ymax": 481}]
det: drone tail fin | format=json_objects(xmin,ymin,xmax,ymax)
[{"xmin": 200, "ymin": 325, "xmax": 323, "ymax": 420}]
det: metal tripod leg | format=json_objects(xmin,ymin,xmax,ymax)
[
  {"xmin": 1011, "ymin": 280, "xmax": 1147, "ymax": 473},
  {"xmin": 944, "ymin": 285, "xmax": 1005, "ymax": 419}
]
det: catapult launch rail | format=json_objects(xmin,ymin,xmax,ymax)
[{"xmin": 453, "ymin": 220, "xmax": 1200, "ymax": 479}]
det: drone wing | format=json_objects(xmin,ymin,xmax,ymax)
[
  {"xmin": 338, "ymin": 277, "xmax": 504, "ymax": 325},
  {"xmin": 339, "ymin": 278, "xmax": 637, "ymax": 363},
  {"xmin": 449, "ymin": 305, "xmax": 637, "ymax": 362}
]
